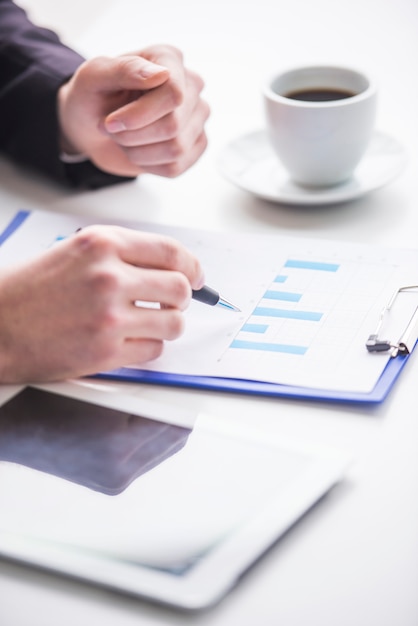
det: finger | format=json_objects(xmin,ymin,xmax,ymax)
[
  {"xmin": 125, "ymin": 306, "xmax": 186, "ymax": 341},
  {"xmin": 120, "ymin": 231, "xmax": 204, "ymax": 288},
  {"xmin": 125, "ymin": 338, "xmax": 164, "ymax": 363},
  {"xmin": 100, "ymin": 338, "xmax": 164, "ymax": 371},
  {"xmin": 84, "ymin": 55, "xmax": 169, "ymax": 91},
  {"xmin": 73, "ymin": 226, "xmax": 205, "ymax": 289},
  {"xmin": 128, "ymin": 268, "xmax": 194, "ymax": 311},
  {"xmin": 109, "ymin": 92, "xmax": 210, "ymax": 148},
  {"xmin": 98, "ymin": 307, "xmax": 186, "ymax": 370},
  {"xmin": 104, "ymin": 80, "xmax": 184, "ymax": 133},
  {"xmin": 121, "ymin": 130, "xmax": 208, "ymax": 177}
]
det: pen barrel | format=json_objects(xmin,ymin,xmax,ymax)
[{"xmin": 192, "ymin": 286, "xmax": 220, "ymax": 306}]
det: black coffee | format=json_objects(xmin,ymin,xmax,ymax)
[{"xmin": 284, "ymin": 88, "xmax": 356, "ymax": 102}]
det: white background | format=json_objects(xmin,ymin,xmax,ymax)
[{"xmin": 1, "ymin": 0, "xmax": 417, "ymax": 624}]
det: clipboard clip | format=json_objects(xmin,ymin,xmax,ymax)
[{"xmin": 366, "ymin": 285, "xmax": 418, "ymax": 357}]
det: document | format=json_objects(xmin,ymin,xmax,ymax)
[{"xmin": 0, "ymin": 209, "xmax": 417, "ymax": 394}]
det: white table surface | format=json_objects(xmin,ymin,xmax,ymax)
[{"xmin": 1, "ymin": 1, "xmax": 417, "ymax": 624}]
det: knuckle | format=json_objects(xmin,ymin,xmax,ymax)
[
  {"xmin": 167, "ymin": 44, "xmax": 183, "ymax": 61},
  {"xmin": 198, "ymin": 131, "xmax": 209, "ymax": 154},
  {"xmin": 163, "ymin": 113, "xmax": 181, "ymax": 138},
  {"xmin": 159, "ymin": 236, "xmax": 183, "ymax": 268},
  {"xmin": 188, "ymin": 69, "xmax": 205, "ymax": 93},
  {"xmin": 154, "ymin": 44, "xmax": 183, "ymax": 64},
  {"xmin": 161, "ymin": 160, "xmax": 185, "ymax": 178},
  {"xmin": 130, "ymin": 339, "xmax": 164, "ymax": 363},
  {"xmin": 158, "ymin": 130, "xmax": 209, "ymax": 177},
  {"xmin": 88, "ymin": 268, "xmax": 120, "ymax": 301},
  {"xmin": 145, "ymin": 340, "xmax": 164, "ymax": 360},
  {"xmin": 142, "ymin": 44, "xmax": 183, "ymax": 61},
  {"xmin": 94, "ymin": 316, "xmax": 120, "ymax": 342},
  {"xmin": 74, "ymin": 226, "xmax": 115, "ymax": 260},
  {"xmin": 167, "ymin": 79, "xmax": 184, "ymax": 108},
  {"xmin": 171, "ymin": 272, "xmax": 191, "ymax": 304},
  {"xmin": 191, "ymin": 256, "xmax": 203, "ymax": 282},
  {"xmin": 166, "ymin": 138, "xmax": 184, "ymax": 159},
  {"xmin": 201, "ymin": 100, "xmax": 211, "ymax": 122},
  {"xmin": 165, "ymin": 310, "xmax": 185, "ymax": 340}
]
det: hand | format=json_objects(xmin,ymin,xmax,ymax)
[
  {"xmin": 0, "ymin": 226, "xmax": 204, "ymax": 383},
  {"xmin": 58, "ymin": 45, "xmax": 210, "ymax": 178}
]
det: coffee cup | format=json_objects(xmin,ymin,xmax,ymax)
[{"xmin": 263, "ymin": 65, "xmax": 377, "ymax": 187}]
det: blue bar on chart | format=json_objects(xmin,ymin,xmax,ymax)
[
  {"xmin": 253, "ymin": 307, "xmax": 323, "ymax": 321},
  {"xmin": 230, "ymin": 340, "xmax": 307, "ymax": 355},
  {"xmin": 284, "ymin": 259, "xmax": 340, "ymax": 272},
  {"xmin": 273, "ymin": 275, "xmax": 288, "ymax": 283},
  {"xmin": 263, "ymin": 290, "xmax": 302, "ymax": 302},
  {"xmin": 241, "ymin": 323, "xmax": 269, "ymax": 334}
]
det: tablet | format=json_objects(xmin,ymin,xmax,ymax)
[{"xmin": 0, "ymin": 384, "xmax": 349, "ymax": 610}]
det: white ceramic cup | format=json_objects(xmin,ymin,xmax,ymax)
[{"xmin": 263, "ymin": 65, "xmax": 378, "ymax": 187}]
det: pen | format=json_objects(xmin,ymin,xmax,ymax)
[{"xmin": 192, "ymin": 285, "xmax": 241, "ymax": 312}]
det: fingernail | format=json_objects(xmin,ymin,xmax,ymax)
[
  {"xmin": 138, "ymin": 62, "xmax": 168, "ymax": 78},
  {"xmin": 105, "ymin": 119, "xmax": 126, "ymax": 133}
]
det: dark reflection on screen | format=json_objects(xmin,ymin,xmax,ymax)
[{"xmin": 0, "ymin": 387, "xmax": 191, "ymax": 495}]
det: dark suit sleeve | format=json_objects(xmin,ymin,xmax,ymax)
[{"xmin": 0, "ymin": 0, "xmax": 134, "ymax": 188}]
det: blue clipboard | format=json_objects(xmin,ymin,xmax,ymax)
[
  {"xmin": 94, "ymin": 347, "xmax": 413, "ymax": 405},
  {"xmin": 1, "ymin": 210, "xmax": 415, "ymax": 405}
]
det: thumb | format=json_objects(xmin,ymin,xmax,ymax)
[{"xmin": 87, "ymin": 54, "xmax": 169, "ymax": 92}]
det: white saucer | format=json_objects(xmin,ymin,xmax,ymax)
[{"xmin": 218, "ymin": 129, "xmax": 408, "ymax": 206}]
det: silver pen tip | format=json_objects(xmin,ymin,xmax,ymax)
[{"xmin": 218, "ymin": 297, "xmax": 241, "ymax": 312}]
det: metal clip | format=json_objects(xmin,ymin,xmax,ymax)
[{"xmin": 366, "ymin": 286, "xmax": 418, "ymax": 357}]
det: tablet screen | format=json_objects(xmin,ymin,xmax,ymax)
[
  {"xmin": 0, "ymin": 386, "xmax": 348, "ymax": 609},
  {"xmin": 0, "ymin": 386, "xmax": 191, "ymax": 495}
]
